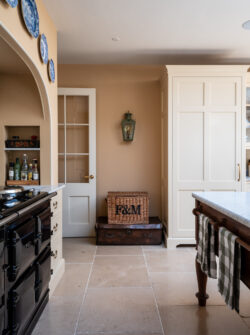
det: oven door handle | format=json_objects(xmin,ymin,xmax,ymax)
[
  {"xmin": 35, "ymin": 207, "xmax": 52, "ymax": 255},
  {"xmin": 17, "ymin": 192, "xmax": 57, "ymax": 217},
  {"xmin": 35, "ymin": 216, "xmax": 42, "ymax": 255}
]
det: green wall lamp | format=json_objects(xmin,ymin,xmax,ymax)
[{"xmin": 121, "ymin": 111, "xmax": 136, "ymax": 142}]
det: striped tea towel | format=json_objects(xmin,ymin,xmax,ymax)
[
  {"xmin": 196, "ymin": 214, "xmax": 217, "ymax": 279},
  {"xmin": 218, "ymin": 227, "xmax": 241, "ymax": 313}
]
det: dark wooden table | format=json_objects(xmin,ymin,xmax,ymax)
[
  {"xmin": 96, "ymin": 216, "xmax": 163, "ymax": 245},
  {"xmin": 193, "ymin": 199, "xmax": 250, "ymax": 306}
]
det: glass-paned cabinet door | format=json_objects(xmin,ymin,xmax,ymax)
[
  {"xmin": 246, "ymin": 87, "xmax": 250, "ymax": 145},
  {"xmin": 58, "ymin": 93, "xmax": 91, "ymax": 184}
]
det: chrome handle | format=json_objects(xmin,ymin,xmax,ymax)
[
  {"xmin": 53, "ymin": 223, "xmax": 58, "ymax": 232},
  {"xmin": 84, "ymin": 175, "xmax": 94, "ymax": 180},
  {"xmin": 51, "ymin": 250, "xmax": 58, "ymax": 259},
  {"xmin": 53, "ymin": 201, "xmax": 58, "ymax": 209},
  {"xmin": 237, "ymin": 163, "xmax": 241, "ymax": 182}
]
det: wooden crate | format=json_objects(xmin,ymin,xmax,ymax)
[
  {"xmin": 96, "ymin": 216, "xmax": 163, "ymax": 245},
  {"xmin": 107, "ymin": 192, "xmax": 149, "ymax": 224}
]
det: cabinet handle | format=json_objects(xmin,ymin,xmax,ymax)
[
  {"xmin": 237, "ymin": 163, "xmax": 241, "ymax": 182},
  {"xmin": 51, "ymin": 250, "xmax": 58, "ymax": 259},
  {"xmin": 53, "ymin": 201, "xmax": 58, "ymax": 209},
  {"xmin": 53, "ymin": 223, "xmax": 58, "ymax": 232}
]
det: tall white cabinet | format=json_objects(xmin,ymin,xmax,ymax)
[{"xmin": 163, "ymin": 66, "xmax": 248, "ymax": 248}]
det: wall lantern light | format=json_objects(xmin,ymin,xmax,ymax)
[{"xmin": 121, "ymin": 111, "xmax": 136, "ymax": 142}]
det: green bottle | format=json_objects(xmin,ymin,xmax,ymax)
[{"xmin": 14, "ymin": 157, "xmax": 20, "ymax": 180}]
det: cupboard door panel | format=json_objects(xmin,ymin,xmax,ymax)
[
  {"xmin": 174, "ymin": 190, "xmax": 203, "ymax": 237},
  {"xmin": 177, "ymin": 80, "xmax": 204, "ymax": 107},
  {"xmin": 208, "ymin": 80, "xmax": 237, "ymax": 107},
  {"xmin": 209, "ymin": 112, "xmax": 236, "ymax": 181},
  {"xmin": 178, "ymin": 112, "xmax": 204, "ymax": 181}
]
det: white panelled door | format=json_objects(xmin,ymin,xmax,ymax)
[
  {"xmin": 58, "ymin": 88, "xmax": 96, "ymax": 237},
  {"xmin": 170, "ymin": 75, "xmax": 242, "ymax": 243}
]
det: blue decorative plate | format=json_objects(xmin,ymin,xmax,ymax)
[
  {"xmin": 39, "ymin": 34, "xmax": 48, "ymax": 64},
  {"xmin": 21, "ymin": 0, "xmax": 39, "ymax": 38},
  {"xmin": 48, "ymin": 59, "xmax": 55, "ymax": 83},
  {"xmin": 5, "ymin": 0, "xmax": 18, "ymax": 8}
]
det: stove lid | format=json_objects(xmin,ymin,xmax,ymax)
[{"xmin": 0, "ymin": 186, "xmax": 25, "ymax": 195}]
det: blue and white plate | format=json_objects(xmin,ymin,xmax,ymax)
[
  {"xmin": 21, "ymin": 0, "xmax": 39, "ymax": 38},
  {"xmin": 5, "ymin": 0, "xmax": 18, "ymax": 8},
  {"xmin": 39, "ymin": 34, "xmax": 48, "ymax": 64},
  {"xmin": 48, "ymin": 59, "xmax": 55, "ymax": 83}
]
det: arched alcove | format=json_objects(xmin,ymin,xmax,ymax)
[{"xmin": 0, "ymin": 25, "xmax": 52, "ymax": 185}]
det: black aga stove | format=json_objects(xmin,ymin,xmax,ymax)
[{"xmin": 0, "ymin": 186, "xmax": 55, "ymax": 335}]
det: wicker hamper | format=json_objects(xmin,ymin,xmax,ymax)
[{"xmin": 107, "ymin": 192, "xmax": 149, "ymax": 224}]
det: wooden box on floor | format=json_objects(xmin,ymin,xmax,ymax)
[{"xmin": 96, "ymin": 216, "xmax": 163, "ymax": 245}]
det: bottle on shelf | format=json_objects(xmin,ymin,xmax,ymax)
[
  {"xmin": 14, "ymin": 158, "xmax": 21, "ymax": 180},
  {"xmin": 21, "ymin": 154, "xmax": 28, "ymax": 181},
  {"xmin": 33, "ymin": 163, "xmax": 39, "ymax": 181},
  {"xmin": 28, "ymin": 164, "xmax": 33, "ymax": 181},
  {"xmin": 8, "ymin": 162, "xmax": 14, "ymax": 180}
]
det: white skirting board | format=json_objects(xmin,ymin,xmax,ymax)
[
  {"xmin": 49, "ymin": 258, "xmax": 65, "ymax": 297},
  {"xmin": 164, "ymin": 231, "xmax": 196, "ymax": 249}
]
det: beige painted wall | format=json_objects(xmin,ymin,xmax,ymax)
[
  {"xmin": 0, "ymin": 0, "xmax": 58, "ymax": 184},
  {"xmin": 0, "ymin": 73, "xmax": 50, "ymax": 184},
  {"xmin": 58, "ymin": 65, "xmax": 163, "ymax": 217}
]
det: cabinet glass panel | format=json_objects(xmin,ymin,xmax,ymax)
[
  {"xmin": 58, "ymin": 156, "xmax": 65, "ymax": 183},
  {"xmin": 66, "ymin": 125, "xmax": 89, "ymax": 154},
  {"xmin": 247, "ymin": 107, "xmax": 250, "ymax": 144},
  {"xmin": 58, "ymin": 96, "xmax": 64, "ymax": 124},
  {"xmin": 66, "ymin": 155, "xmax": 89, "ymax": 183},
  {"xmin": 66, "ymin": 96, "xmax": 89, "ymax": 124},
  {"xmin": 58, "ymin": 126, "xmax": 65, "ymax": 153},
  {"xmin": 247, "ymin": 87, "xmax": 250, "ymax": 105}
]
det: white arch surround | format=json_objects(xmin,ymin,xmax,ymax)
[{"xmin": 0, "ymin": 23, "xmax": 53, "ymax": 184}]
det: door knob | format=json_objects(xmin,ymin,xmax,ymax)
[{"xmin": 84, "ymin": 175, "xmax": 94, "ymax": 180}]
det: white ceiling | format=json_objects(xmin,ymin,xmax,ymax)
[
  {"xmin": 0, "ymin": 37, "xmax": 29, "ymax": 74},
  {"xmin": 43, "ymin": 0, "xmax": 250, "ymax": 64}
]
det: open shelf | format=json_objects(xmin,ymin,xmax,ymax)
[
  {"xmin": 5, "ymin": 148, "xmax": 40, "ymax": 151},
  {"xmin": 4, "ymin": 126, "xmax": 40, "ymax": 184}
]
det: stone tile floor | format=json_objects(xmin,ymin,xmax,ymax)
[{"xmin": 32, "ymin": 238, "xmax": 250, "ymax": 335}]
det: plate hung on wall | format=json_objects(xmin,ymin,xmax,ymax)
[
  {"xmin": 5, "ymin": 0, "xmax": 18, "ymax": 8},
  {"xmin": 39, "ymin": 34, "xmax": 48, "ymax": 64},
  {"xmin": 48, "ymin": 59, "xmax": 55, "ymax": 83},
  {"xmin": 21, "ymin": 0, "xmax": 39, "ymax": 38}
]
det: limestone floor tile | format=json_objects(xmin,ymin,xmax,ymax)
[
  {"xmin": 32, "ymin": 296, "xmax": 82, "ymax": 335},
  {"xmin": 150, "ymin": 272, "xmax": 225, "ymax": 306},
  {"xmin": 96, "ymin": 245, "xmax": 143, "ymax": 255},
  {"xmin": 159, "ymin": 305, "xmax": 250, "ymax": 335},
  {"xmin": 89, "ymin": 255, "xmax": 150, "ymax": 287},
  {"xmin": 63, "ymin": 237, "xmax": 96, "ymax": 263},
  {"xmin": 53, "ymin": 263, "xmax": 91, "ymax": 297},
  {"xmin": 76, "ymin": 287, "xmax": 162, "ymax": 334},
  {"xmin": 145, "ymin": 250, "xmax": 195, "ymax": 273},
  {"xmin": 142, "ymin": 244, "xmax": 165, "ymax": 250},
  {"xmin": 242, "ymin": 317, "xmax": 250, "ymax": 328},
  {"xmin": 240, "ymin": 282, "xmax": 250, "ymax": 317}
]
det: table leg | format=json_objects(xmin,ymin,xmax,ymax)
[{"xmin": 195, "ymin": 258, "xmax": 209, "ymax": 306}]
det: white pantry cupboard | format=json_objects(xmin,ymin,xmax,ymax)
[{"xmin": 163, "ymin": 66, "xmax": 248, "ymax": 248}]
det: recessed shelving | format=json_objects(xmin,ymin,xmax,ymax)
[{"xmin": 4, "ymin": 126, "xmax": 40, "ymax": 185}]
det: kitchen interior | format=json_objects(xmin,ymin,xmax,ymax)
[{"xmin": 0, "ymin": 1, "xmax": 250, "ymax": 335}]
